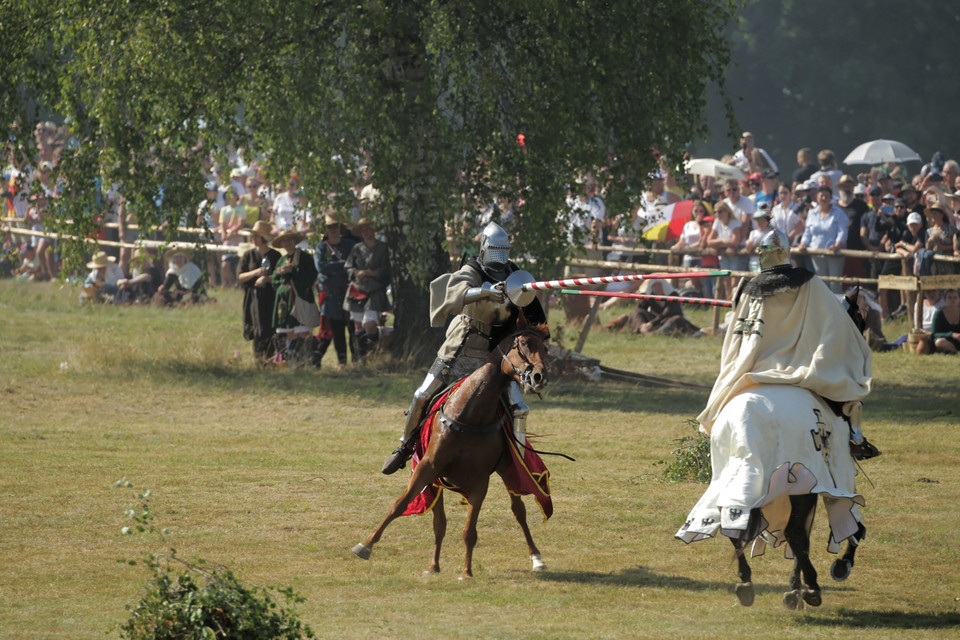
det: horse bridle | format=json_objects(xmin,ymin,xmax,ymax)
[{"xmin": 497, "ymin": 330, "xmax": 544, "ymax": 398}]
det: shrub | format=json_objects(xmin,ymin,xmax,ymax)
[{"xmin": 656, "ymin": 420, "xmax": 711, "ymax": 483}]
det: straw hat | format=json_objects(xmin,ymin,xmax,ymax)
[
  {"xmin": 270, "ymin": 228, "xmax": 304, "ymax": 249},
  {"xmin": 323, "ymin": 213, "xmax": 340, "ymax": 227},
  {"xmin": 86, "ymin": 251, "xmax": 115, "ymax": 270},
  {"xmin": 250, "ymin": 220, "xmax": 275, "ymax": 243},
  {"xmin": 355, "ymin": 217, "xmax": 374, "ymax": 232}
]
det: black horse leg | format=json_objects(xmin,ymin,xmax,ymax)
[
  {"xmin": 783, "ymin": 494, "xmax": 821, "ymax": 609},
  {"xmin": 831, "ymin": 521, "xmax": 866, "ymax": 582},
  {"xmin": 730, "ymin": 536, "xmax": 754, "ymax": 606}
]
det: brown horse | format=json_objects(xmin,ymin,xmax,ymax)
[{"xmin": 352, "ymin": 319, "xmax": 550, "ymax": 579}]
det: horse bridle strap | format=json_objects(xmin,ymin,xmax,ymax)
[
  {"xmin": 497, "ymin": 330, "xmax": 540, "ymax": 390},
  {"xmin": 437, "ymin": 405, "xmax": 504, "ymax": 434}
]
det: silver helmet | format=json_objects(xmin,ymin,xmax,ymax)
[
  {"xmin": 478, "ymin": 221, "xmax": 511, "ymax": 271},
  {"xmin": 757, "ymin": 229, "xmax": 791, "ymax": 270}
]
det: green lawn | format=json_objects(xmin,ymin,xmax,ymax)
[{"xmin": 1, "ymin": 280, "xmax": 958, "ymax": 639}]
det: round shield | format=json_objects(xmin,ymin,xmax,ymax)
[{"xmin": 505, "ymin": 270, "xmax": 537, "ymax": 307}]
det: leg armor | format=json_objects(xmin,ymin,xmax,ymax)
[
  {"xmin": 506, "ymin": 379, "xmax": 530, "ymax": 450},
  {"xmin": 402, "ymin": 362, "xmax": 448, "ymax": 443},
  {"xmin": 382, "ymin": 358, "xmax": 448, "ymax": 475}
]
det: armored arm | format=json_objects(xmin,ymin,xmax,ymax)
[{"xmin": 463, "ymin": 281, "xmax": 505, "ymax": 304}]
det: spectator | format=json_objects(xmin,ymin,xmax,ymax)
[
  {"xmin": 916, "ymin": 203, "xmax": 957, "ymax": 275},
  {"xmin": 899, "ymin": 183, "xmax": 924, "ymax": 215},
  {"xmin": 837, "ymin": 175, "xmax": 869, "ymax": 278},
  {"xmin": 705, "ymin": 200, "xmax": 742, "ymax": 299},
  {"xmin": 894, "ymin": 211, "xmax": 926, "ymax": 276},
  {"xmin": 271, "ymin": 178, "xmax": 299, "ymax": 231},
  {"xmin": 217, "ymin": 187, "xmax": 245, "ymax": 288},
  {"xmin": 15, "ymin": 243, "xmax": 41, "ymax": 280},
  {"xmin": 344, "ymin": 217, "xmax": 391, "ymax": 358},
  {"xmin": 156, "ymin": 248, "xmax": 205, "ymax": 305},
  {"xmin": 921, "ymin": 289, "xmax": 960, "ymax": 355},
  {"xmin": 798, "ymin": 186, "xmax": 847, "ymax": 293},
  {"xmin": 671, "ymin": 199, "xmax": 711, "ymax": 271},
  {"xmin": 770, "ymin": 183, "xmax": 804, "ymax": 246},
  {"xmin": 753, "ymin": 168, "xmax": 778, "ymax": 210},
  {"xmin": 810, "ymin": 149, "xmax": 843, "ymax": 188},
  {"xmin": 745, "ymin": 207, "xmax": 773, "ymax": 272},
  {"xmin": 115, "ymin": 248, "xmax": 164, "ymax": 304},
  {"xmin": 313, "ymin": 213, "xmax": 359, "ymax": 368},
  {"xmin": 238, "ymin": 221, "xmax": 281, "ymax": 366},
  {"xmin": 82, "ymin": 251, "xmax": 123, "ymax": 302},
  {"xmin": 721, "ymin": 177, "xmax": 756, "ymax": 240},
  {"xmin": 271, "ymin": 228, "xmax": 320, "ymax": 365},
  {"xmin": 792, "ymin": 147, "xmax": 817, "ymax": 186},
  {"xmin": 942, "ymin": 160, "xmax": 960, "ymax": 192},
  {"xmin": 731, "ymin": 131, "xmax": 778, "ymax": 175}
]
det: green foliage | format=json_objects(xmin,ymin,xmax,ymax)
[
  {"xmin": 119, "ymin": 553, "xmax": 314, "ymax": 640},
  {"xmin": 656, "ymin": 420, "xmax": 711, "ymax": 483},
  {"xmin": 2, "ymin": 0, "xmax": 738, "ymax": 355},
  {"xmin": 113, "ymin": 481, "xmax": 313, "ymax": 640}
]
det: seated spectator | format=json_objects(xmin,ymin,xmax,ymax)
[
  {"xmin": 156, "ymin": 248, "xmax": 205, "ymax": 305},
  {"xmin": 912, "ymin": 288, "xmax": 946, "ymax": 355},
  {"xmin": 918, "ymin": 288, "xmax": 960, "ymax": 355},
  {"xmin": 82, "ymin": 251, "xmax": 122, "ymax": 302},
  {"xmin": 115, "ymin": 248, "xmax": 164, "ymax": 304},
  {"xmin": 849, "ymin": 288, "xmax": 891, "ymax": 352},
  {"xmin": 604, "ymin": 280, "xmax": 700, "ymax": 336},
  {"xmin": 16, "ymin": 244, "xmax": 41, "ymax": 280}
]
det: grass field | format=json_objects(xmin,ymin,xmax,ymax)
[{"xmin": 1, "ymin": 279, "xmax": 958, "ymax": 639}]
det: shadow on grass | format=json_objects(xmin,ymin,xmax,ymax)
[
  {"xmin": 797, "ymin": 608, "xmax": 960, "ymax": 630},
  {"xmin": 534, "ymin": 565, "xmax": 778, "ymax": 595}
]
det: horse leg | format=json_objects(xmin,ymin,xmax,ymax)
[
  {"xmin": 508, "ymin": 492, "xmax": 545, "ymax": 571},
  {"xmin": 459, "ymin": 480, "xmax": 490, "ymax": 580},
  {"xmin": 783, "ymin": 494, "xmax": 820, "ymax": 610},
  {"xmin": 730, "ymin": 537, "xmax": 755, "ymax": 606},
  {"xmin": 831, "ymin": 521, "xmax": 866, "ymax": 582},
  {"xmin": 425, "ymin": 492, "xmax": 446, "ymax": 575},
  {"xmin": 352, "ymin": 460, "xmax": 439, "ymax": 560}
]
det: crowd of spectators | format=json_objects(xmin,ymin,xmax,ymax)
[{"xmin": 5, "ymin": 122, "xmax": 960, "ymax": 356}]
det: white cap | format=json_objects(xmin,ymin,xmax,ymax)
[{"xmin": 907, "ymin": 212, "xmax": 923, "ymax": 225}]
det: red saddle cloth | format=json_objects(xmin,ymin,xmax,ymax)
[{"xmin": 401, "ymin": 381, "xmax": 553, "ymax": 519}]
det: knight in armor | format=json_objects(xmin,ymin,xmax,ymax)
[
  {"xmin": 700, "ymin": 229, "xmax": 880, "ymax": 459},
  {"xmin": 381, "ymin": 221, "xmax": 547, "ymax": 475}
]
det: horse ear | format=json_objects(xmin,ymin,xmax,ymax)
[
  {"xmin": 535, "ymin": 322, "xmax": 551, "ymax": 341},
  {"xmin": 515, "ymin": 310, "xmax": 530, "ymax": 330}
]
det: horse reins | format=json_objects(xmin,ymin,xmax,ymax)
[{"xmin": 497, "ymin": 330, "xmax": 544, "ymax": 400}]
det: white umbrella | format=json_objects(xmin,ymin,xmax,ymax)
[
  {"xmin": 842, "ymin": 139, "xmax": 921, "ymax": 165},
  {"xmin": 684, "ymin": 158, "xmax": 745, "ymax": 180}
]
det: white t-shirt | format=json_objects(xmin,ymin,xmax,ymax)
[
  {"xmin": 724, "ymin": 196, "xmax": 756, "ymax": 244},
  {"xmin": 922, "ymin": 300, "xmax": 945, "ymax": 332},
  {"xmin": 770, "ymin": 203, "xmax": 802, "ymax": 242},
  {"xmin": 679, "ymin": 220, "xmax": 701, "ymax": 247},
  {"xmin": 712, "ymin": 216, "xmax": 741, "ymax": 244},
  {"xmin": 272, "ymin": 191, "xmax": 298, "ymax": 231}
]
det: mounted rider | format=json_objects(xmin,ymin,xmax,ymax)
[
  {"xmin": 700, "ymin": 229, "xmax": 879, "ymax": 459},
  {"xmin": 381, "ymin": 221, "xmax": 547, "ymax": 475}
]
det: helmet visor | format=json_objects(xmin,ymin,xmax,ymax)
[{"xmin": 484, "ymin": 246, "xmax": 510, "ymax": 267}]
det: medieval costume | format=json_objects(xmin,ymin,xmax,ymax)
[
  {"xmin": 312, "ymin": 214, "xmax": 358, "ymax": 366},
  {"xmin": 343, "ymin": 218, "xmax": 391, "ymax": 357},
  {"xmin": 677, "ymin": 230, "xmax": 876, "ymax": 550},
  {"xmin": 381, "ymin": 221, "xmax": 546, "ymax": 475},
  {"xmin": 271, "ymin": 229, "xmax": 319, "ymax": 363},
  {"xmin": 155, "ymin": 249, "xmax": 205, "ymax": 305},
  {"xmin": 240, "ymin": 222, "xmax": 282, "ymax": 364}
]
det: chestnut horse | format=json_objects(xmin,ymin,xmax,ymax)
[{"xmin": 352, "ymin": 320, "xmax": 550, "ymax": 579}]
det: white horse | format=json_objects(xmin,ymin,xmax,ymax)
[{"xmin": 676, "ymin": 384, "xmax": 866, "ymax": 609}]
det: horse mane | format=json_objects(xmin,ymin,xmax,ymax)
[{"xmin": 530, "ymin": 322, "xmax": 551, "ymax": 341}]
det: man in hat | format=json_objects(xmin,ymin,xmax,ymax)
[
  {"xmin": 238, "ymin": 221, "xmax": 282, "ymax": 364},
  {"xmin": 271, "ymin": 228, "xmax": 319, "ymax": 364},
  {"xmin": 83, "ymin": 251, "xmax": 124, "ymax": 302},
  {"xmin": 343, "ymin": 217, "xmax": 390, "ymax": 359},
  {"xmin": 311, "ymin": 213, "xmax": 359, "ymax": 367},
  {"xmin": 380, "ymin": 221, "xmax": 547, "ymax": 475}
]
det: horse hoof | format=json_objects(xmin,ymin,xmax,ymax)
[
  {"xmin": 830, "ymin": 558, "xmax": 852, "ymax": 582},
  {"xmin": 735, "ymin": 581, "xmax": 754, "ymax": 607},
  {"xmin": 783, "ymin": 589, "xmax": 804, "ymax": 610},
  {"xmin": 802, "ymin": 588, "xmax": 822, "ymax": 607},
  {"xmin": 422, "ymin": 569, "xmax": 439, "ymax": 577},
  {"xmin": 531, "ymin": 554, "xmax": 547, "ymax": 572},
  {"xmin": 458, "ymin": 574, "xmax": 473, "ymax": 581},
  {"xmin": 351, "ymin": 543, "xmax": 372, "ymax": 560}
]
